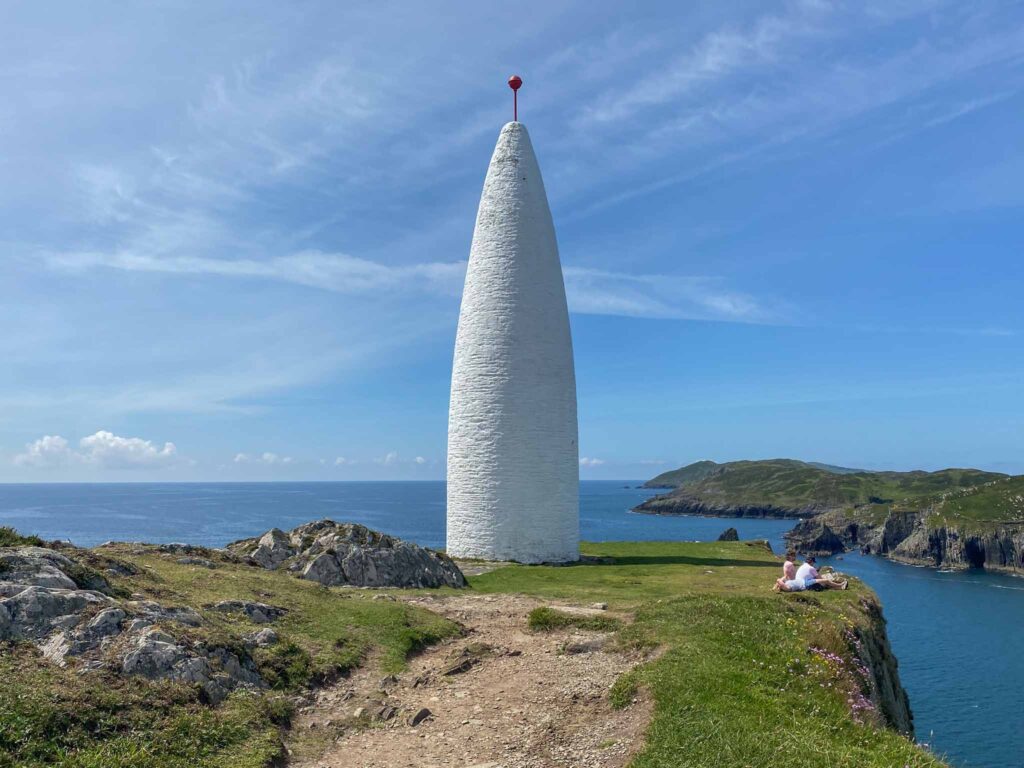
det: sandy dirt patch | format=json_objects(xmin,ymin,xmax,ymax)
[{"xmin": 288, "ymin": 593, "xmax": 652, "ymax": 768}]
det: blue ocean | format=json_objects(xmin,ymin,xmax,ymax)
[{"xmin": 1, "ymin": 480, "xmax": 1021, "ymax": 768}]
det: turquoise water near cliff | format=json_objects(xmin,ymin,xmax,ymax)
[{"xmin": 1, "ymin": 480, "xmax": 1020, "ymax": 768}]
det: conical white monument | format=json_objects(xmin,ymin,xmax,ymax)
[{"xmin": 446, "ymin": 76, "xmax": 579, "ymax": 564}]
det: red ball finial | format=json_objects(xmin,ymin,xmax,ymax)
[{"xmin": 508, "ymin": 75, "xmax": 522, "ymax": 121}]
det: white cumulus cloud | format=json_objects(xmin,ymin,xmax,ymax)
[
  {"xmin": 414, "ymin": 456, "xmax": 426, "ymax": 465},
  {"xmin": 14, "ymin": 430, "xmax": 179, "ymax": 470},
  {"xmin": 13, "ymin": 435, "xmax": 74, "ymax": 468},
  {"xmin": 579, "ymin": 457, "xmax": 606, "ymax": 467}
]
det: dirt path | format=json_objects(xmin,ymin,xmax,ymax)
[{"xmin": 288, "ymin": 593, "xmax": 652, "ymax": 768}]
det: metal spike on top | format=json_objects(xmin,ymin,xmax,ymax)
[{"xmin": 508, "ymin": 74, "xmax": 522, "ymax": 121}]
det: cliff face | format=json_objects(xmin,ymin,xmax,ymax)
[
  {"xmin": 884, "ymin": 523, "xmax": 1024, "ymax": 573},
  {"xmin": 788, "ymin": 508, "xmax": 1024, "ymax": 574},
  {"xmin": 855, "ymin": 596, "xmax": 914, "ymax": 735}
]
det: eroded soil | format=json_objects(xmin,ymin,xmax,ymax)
[{"xmin": 288, "ymin": 593, "xmax": 652, "ymax": 768}]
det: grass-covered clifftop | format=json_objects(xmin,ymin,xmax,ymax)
[
  {"xmin": 475, "ymin": 540, "xmax": 942, "ymax": 767},
  {"xmin": 2, "ymin": 529, "xmax": 946, "ymax": 767}
]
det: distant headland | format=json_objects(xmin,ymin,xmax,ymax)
[{"xmin": 635, "ymin": 459, "xmax": 1024, "ymax": 575}]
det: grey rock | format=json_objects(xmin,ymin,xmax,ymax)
[
  {"xmin": 0, "ymin": 547, "xmax": 83, "ymax": 590},
  {"xmin": 89, "ymin": 607, "xmax": 126, "ymax": 634},
  {"xmin": 43, "ymin": 606, "xmax": 129, "ymax": 664},
  {"xmin": 786, "ymin": 520, "xmax": 845, "ymax": 555},
  {"xmin": 229, "ymin": 520, "xmax": 465, "ymax": 589},
  {"xmin": 409, "ymin": 707, "xmax": 432, "ymax": 726},
  {"xmin": 249, "ymin": 528, "xmax": 296, "ymax": 570},
  {"xmin": 127, "ymin": 600, "xmax": 202, "ymax": 627},
  {"xmin": 121, "ymin": 628, "xmax": 262, "ymax": 705},
  {"xmin": 0, "ymin": 585, "xmax": 111, "ymax": 641},
  {"xmin": 301, "ymin": 552, "xmax": 340, "ymax": 585},
  {"xmin": 717, "ymin": 527, "xmax": 739, "ymax": 542},
  {"xmin": 209, "ymin": 599, "xmax": 287, "ymax": 623},
  {"xmin": 122, "ymin": 628, "xmax": 188, "ymax": 678},
  {"xmin": 245, "ymin": 628, "xmax": 279, "ymax": 647}
]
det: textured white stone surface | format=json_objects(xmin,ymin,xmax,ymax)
[{"xmin": 446, "ymin": 122, "xmax": 579, "ymax": 564}]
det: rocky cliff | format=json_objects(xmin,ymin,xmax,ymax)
[
  {"xmin": 788, "ymin": 509, "xmax": 1024, "ymax": 575},
  {"xmin": 854, "ymin": 595, "xmax": 914, "ymax": 735}
]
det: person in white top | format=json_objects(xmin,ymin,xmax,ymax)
[
  {"xmin": 795, "ymin": 556, "xmax": 819, "ymax": 584},
  {"xmin": 774, "ymin": 555, "xmax": 848, "ymax": 592}
]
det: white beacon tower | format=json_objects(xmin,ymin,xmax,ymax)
[{"xmin": 446, "ymin": 75, "xmax": 579, "ymax": 564}]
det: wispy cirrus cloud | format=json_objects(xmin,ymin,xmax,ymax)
[
  {"xmin": 563, "ymin": 267, "xmax": 780, "ymax": 323},
  {"xmin": 42, "ymin": 250, "xmax": 780, "ymax": 324},
  {"xmin": 43, "ymin": 249, "xmax": 467, "ymax": 297}
]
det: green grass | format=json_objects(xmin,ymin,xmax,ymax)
[
  {"xmin": 472, "ymin": 541, "xmax": 946, "ymax": 768},
  {"xmin": 0, "ymin": 526, "xmax": 44, "ymax": 547},
  {"xmin": 0, "ymin": 643, "xmax": 285, "ymax": 768},
  {"xmin": 0, "ymin": 543, "xmax": 460, "ymax": 767},
  {"xmin": 526, "ymin": 605, "xmax": 622, "ymax": 632},
  {"xmin": 925, "ymin": 475, "xmax": 1024, "ymax": 532},
  {"xmin": 644, "ymin": 460, "xmax": 721, "ymax": 488}
]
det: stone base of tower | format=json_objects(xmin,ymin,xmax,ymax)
[{"xmin": 445, "ymin": 527, "xmax": 580, "ymax": 565}]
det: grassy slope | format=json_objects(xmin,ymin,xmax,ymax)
[
  {"xmin": 644, "ymin": 460, "xmax": 720, "ymax": 488},
  {"xmin": 2, "ymin": 537, "xmax": 950, "ymax": 767},
  {"xmin": 923, "ymin": 475, "xmax": 1024, "ymax": 532},
  {"xmin": 0, "ymin": 544, "xmax": 459, "ymax": 768},
  {"xmin": 642, "ymin": 460, "xmax": 1008, "ymax": 521},
  {"xmin": 473, "ymin": 541, "xmax": 946, "ymax": 768}
]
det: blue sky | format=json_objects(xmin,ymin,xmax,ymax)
[{"xmin": 2, "ymin": 0, "xmax": 1022, "ymax": 481}]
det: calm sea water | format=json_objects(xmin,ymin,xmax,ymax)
[{"xmin": 1, "ymin": 480, "xmax": 1021, "ymax": 768}]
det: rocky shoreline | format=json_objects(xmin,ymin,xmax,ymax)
[{"xmin": 634, "ymin": 495, "xmax": 823, "ymax": 519}]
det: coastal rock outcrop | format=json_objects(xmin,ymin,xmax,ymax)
[
  {"xmin": 228, "ymin": 520, "xmax": 466, "ymax": 589},
  {"xmin": 787, "ymin": 508, "xmax": 1024, "ymax": 574},
  {"xmin": 785, "ymin": 517, "xmax": 847, "ymax": 555},
  {"xmin": 0, "ymin": 544, "xmax": 268, "ymax": 704},
  {"xmin": 121, "ymin": 627, "xmax": 262, "ymax": 704},
  {"xmin": 717, "ymin": 527, "xmax": 739, "ymax": 541},
  {"xmin": 853, "ymin": 596, "xmax": 914, "ymax": 735}
]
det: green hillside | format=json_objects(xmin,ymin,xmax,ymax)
[
  {"xmin": 643, "ymin": 459, "xmax": 720, "ymax": 488},
  {"xmin": 637, "ymin": 459, "xmax": 1007, "ymax": 518},
  {"xmin": 923, "ymin": 474, "xmax": 1024, "ymax": 532},
  {"xmin": 644, "ymin": 458, "xmax": 864, "ymax": 489}
]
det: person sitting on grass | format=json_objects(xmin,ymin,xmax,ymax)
[
  {"xmin": 774, "ymin": 555, "xmax": 848, "ymax": 592},
  {"xmin": 783, "ymin": 550, "xmax": 798, "ymax": 582}
]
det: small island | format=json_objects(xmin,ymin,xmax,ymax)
[{"xmin": 636, "ymin": 459, "xmax": 1024, "ymax": 574}]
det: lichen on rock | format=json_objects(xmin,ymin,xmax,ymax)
[{"xmin": 228, "ymin": 520, "xmax": 466, "ymax": 588}]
